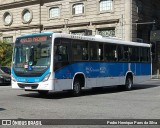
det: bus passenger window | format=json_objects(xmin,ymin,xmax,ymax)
[
  {"xmin": 118, "ymin": 46, "xmax": 129, "ymax": 62},
  {"xmin": 55, "ymin": 45, "xmax": 68, "ymax": 61},
  {"xmin": 72, "ymin": 41, "xmax": 88, "ymax": 61},
  {"xmin": 104, "ymin": 44, "xmax": 117, "ymax": 61},
  {"xmin": 98, "ymin": 44, "xmax": 103, "ymax": 61},
  {"xmin": 129, "ymin": 47, "xmax": 140, "ymax": 62},
  {"xmin": 90, "ymin": 43, "xmax": 98, "ymax": 60},
  {"xmin": 123, "ymin": 46, "xmax": 129, "ymax": 61},
  {"xmin": 140, "ymin": 48, "xmax": 150, "ymax": 62},
  {"xmin": 82, "ymin": 47, "xmax": 88, "ymax": 60},
  {"xmin": 54, "ymin": 38, "xmax": 69, "ymax": 62}
]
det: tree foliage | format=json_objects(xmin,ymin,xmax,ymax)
[{"xmin": 0, "ymin": 40, "xmax": 13, "ymax": 66}]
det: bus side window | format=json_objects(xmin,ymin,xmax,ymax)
[
  {"xmin": 90, "ymin": 43, "xmax": 98, "ymax": 61},
  {"xmin": 55, "ymin": 45, "xmax": 68, "ymax": 61},
  {"xmin": 54, "ymin": 38, "xmax": 69, "ymax": 62},
  {"xmin": 130, "ymin": 47, "xmax": 140, "ymax": 62},
  {"xmin": 140, "ymin": 48, "xmax": 150, "ymax": 62},
  {"xmin": 140, "ymin": 48, "xmax": 143, "ymax": 62},
  {"xmin": 98, "ymin": 44, "xmax": 103, "ymax": 61},
  {"xmin": 124, "ymin": 46, "xmax": 129, "ymax": 61},
  {"xmin": 82, "ymin": 47, "xmax": 88, "ymax": 60},
  {"xmin": 72, "ymin": 41, "xmax": 88, "ymax": 61},
  {"xmin": 104, "ymin": 44, "xmax": 117, "ymax": 61},
  {"xmin": 129, "ymin": 47, "xmax": 139, "ymax": 62}
]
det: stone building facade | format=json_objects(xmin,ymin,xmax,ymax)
[
  {"xmin": 0, "ymin": 0, "xmax": 160, "ymax": 75},
  {"xmin": 0, "ymin": 0, "xmax": 159, "ymax": 43}
]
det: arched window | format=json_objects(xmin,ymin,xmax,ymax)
[
  {"xmin": 99, "ymin": 0, "xmax": 113, "ymax": 12},
  {"xmin": 72, "ymin": 3, "xmax": 84, "ymax": 15},
  {"xmin": 49, "ymin": 7, "xmax": 60, "ymax": 18}
]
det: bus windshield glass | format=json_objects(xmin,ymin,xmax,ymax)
[{"xmin": 13, "ymin": 35, "xmax": 52, "ymax": 76}]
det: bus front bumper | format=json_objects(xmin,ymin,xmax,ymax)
[{"xmin": 11, "ymin": 79, "xmax": 54, "ymax": 91}]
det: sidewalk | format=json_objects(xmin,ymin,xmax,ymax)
[{"xmin": 151, "ymin": 75, "xmax": 160, "ymax": 80}]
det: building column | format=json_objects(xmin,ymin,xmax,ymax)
[{"xmin": 124, "ymin": 0, "xmax": 132, "ymax": 41}]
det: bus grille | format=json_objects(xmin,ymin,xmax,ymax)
[{"xmin": 18, "ymin": 83, "xmax": 39, "ymax": 89}]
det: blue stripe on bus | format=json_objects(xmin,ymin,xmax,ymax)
[
  {"xmin": 12, "ymin": 62, "xmax": 151, "ymax": 82},
  {"xmin": 12, "ymin": 68, "xmax": 50, "ymax": 83},
  {"xmin": 55, "ymin": 62, "xmax": 151, "ymax": 79}
]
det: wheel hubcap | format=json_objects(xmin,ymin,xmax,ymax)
[
  {"xmin": 127, "ymin": 79, "xmax": 132, "ymax": 89},
  {"xmin": 74, "ymin": 82, "xmax": 80, "ymax": 93}
]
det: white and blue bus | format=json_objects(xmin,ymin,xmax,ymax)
[{"xmin": 12, "ymin": 32, "xmax": 151, "ymax": 96}]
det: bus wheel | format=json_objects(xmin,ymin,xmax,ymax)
[
  {"xmin": 125, "ymin": 77, "xmax": 133, "ymax": 91},
  {"xmin": 72, "ymin": 79, "xmax": 81, "ymax": 96},
  {"xmin": 38, "ymin": 90, "xmax": 48, "ymax": 96}
]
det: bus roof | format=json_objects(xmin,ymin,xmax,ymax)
[
  {"xmin": 53, "ymin": 33, "xmax": 151, "ymax": 47},
  {"xmin": 16, "ymin": 32, "xmax": 150, "ymax": 47}
]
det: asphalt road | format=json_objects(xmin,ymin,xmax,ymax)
[{"xmin": 0, "ymin": 80, "xmax": 160, "ymax": 127}]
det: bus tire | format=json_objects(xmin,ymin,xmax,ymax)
[
  {"xmin": 125, "ymin": 77, "xmax": 133, "ymax": 91},
  {"xmin": 72, "ymin": 79, "xmax": 81, "ymax": 96},
  {"xmin": 38, "ymin": 90, "xmax": 49, "ymax": 96}
]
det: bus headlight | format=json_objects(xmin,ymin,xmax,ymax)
[
  {"xmin": 43, "ymin": 73, "xmax": 51, "ymax": 82},
  {"xmin": 11, "ymin": 75, "xmax": 17, "ymax": 82}
]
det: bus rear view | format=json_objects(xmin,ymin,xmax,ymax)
[{"xmin": 12, "ymin": 32, "xmax": 53, "ymax": 95}]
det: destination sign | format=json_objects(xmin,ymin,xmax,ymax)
[{"xmin": 20, "ymin": 36, "xmax": 48, "ymax": 43}]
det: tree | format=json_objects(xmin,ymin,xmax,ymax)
[{"xmin": 0, "ymin": 39, "xmax": 13, "ymax": 66}]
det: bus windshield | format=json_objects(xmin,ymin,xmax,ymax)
[{"xmin": 13, "ymin": 35, "xmax": 52, "ymax": 76}]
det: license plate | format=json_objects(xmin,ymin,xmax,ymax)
[
  {"xmin": 6, "ymin": 78, "xmax": 10, "ymax": 81},
  {"xmin": 25, "ymin": 86, "xmax": 32, "ymax": 89}
]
